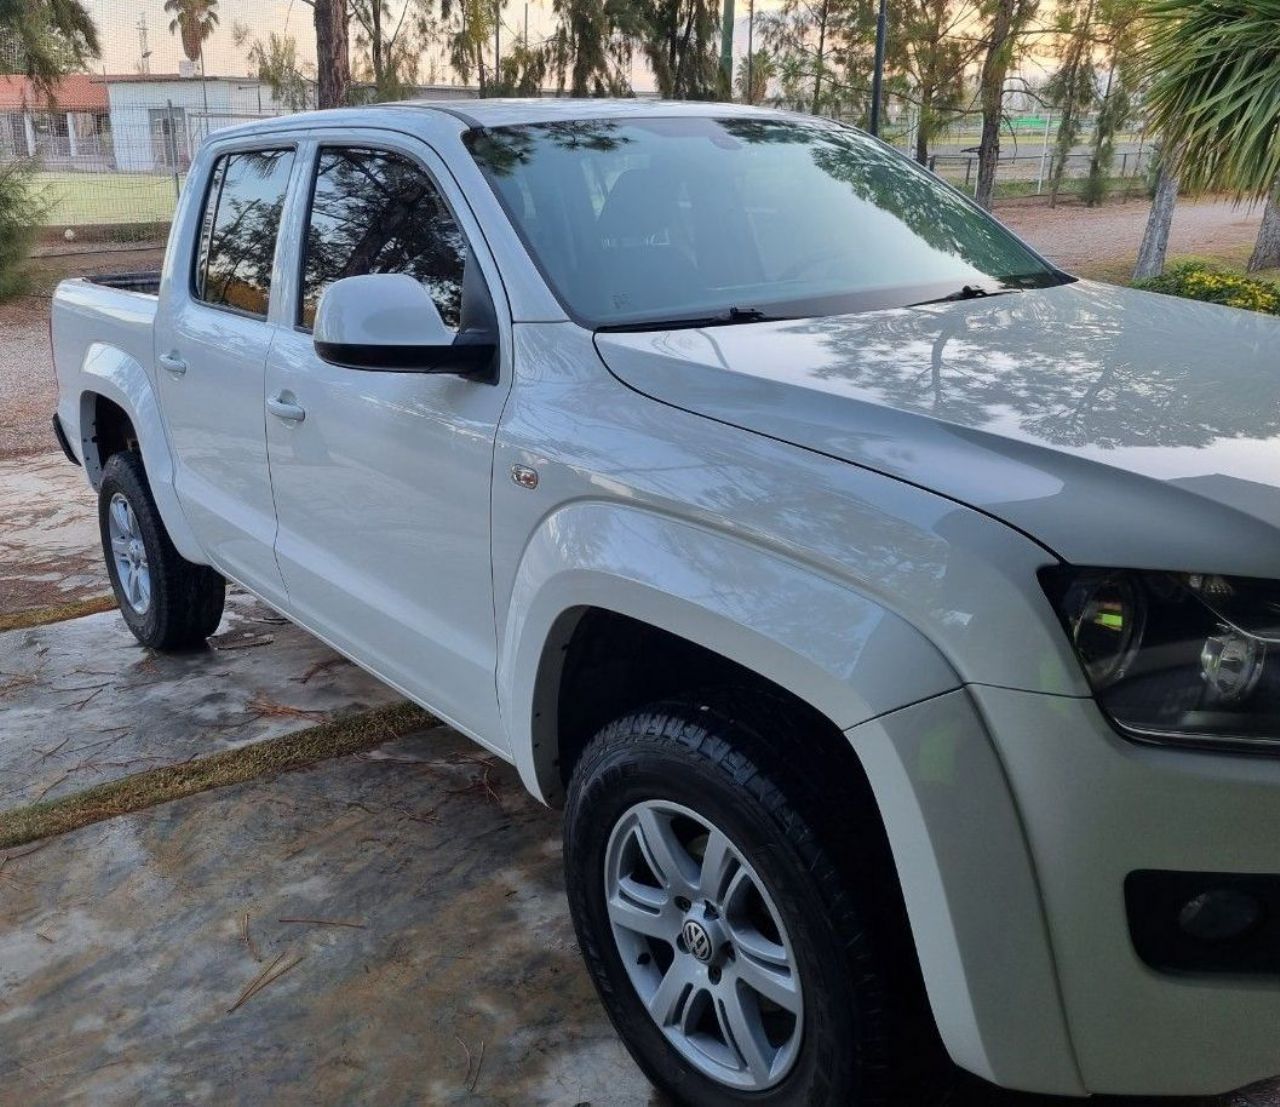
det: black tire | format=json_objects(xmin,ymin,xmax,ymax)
[
  {"xmin": 98, "ymin": 449, "xmax": 225, "ymax": 650},
  {"xmin": 564, "ymin": 691, "xmax": 953, "ymax": 1107}
]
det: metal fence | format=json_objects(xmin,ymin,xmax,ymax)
[
  {"xmin": 4, "ymin": 100, "xmax": 288, "ymax": 242},
  {"xmin": 931, "ymin": 149, "xmax": 1156, "ymax": 201}
]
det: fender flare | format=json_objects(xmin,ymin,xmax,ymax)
[
  {"xmin": 78, "ymin": 343, "xmax": 205, "ymax": 563},
  {"xmin": 500, "ymin": 503, "xmax": 1084, "ymax": 1094},
  {"xmin": 497, "ymin": 501, "xmax": 960, "ymax": 804}
]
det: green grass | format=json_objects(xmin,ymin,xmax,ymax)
[
  {"xmin": 1075, "ymin": 248, "xmax": 1280, "ymax": 288},
  {"xmin": 929, "ymin": 169, "xmax": 1148, "ymax": 202},
  {"xmin": 35, "ymin": 169, "xmax": 184, "ymax": 226}
]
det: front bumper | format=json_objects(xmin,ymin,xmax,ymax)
[{"xmin": 973, "ymin": 684, "xmax": 1280, "ymax": 1096}]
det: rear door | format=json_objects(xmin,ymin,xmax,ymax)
[
  {"xmin": 154, "ymin": 141, "xmax": 298, "ymax": 605},
  {"xmin": 263, "ymin": 132, "xmax": 511, "ymax": 746}
]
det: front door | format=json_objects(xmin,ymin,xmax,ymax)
[
  {"xmin": 263, "ymin": 137, "xmax": 510, "ymax": 746},
  {"xmin": 154, "ymin": 143, "xmax": 296, "ymax": 605}
]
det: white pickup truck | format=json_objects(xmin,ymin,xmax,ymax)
[{"xmin": 51, "ymin": 99, "xmax": 1280, "ymax": 1104}]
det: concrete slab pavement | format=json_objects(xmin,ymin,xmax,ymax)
[
  {"xmin": 0, "ymin": 591, "xmax": 403, "ymax": 808},
  {"xmin": 0, "ymin": 452, "xmax": 106, "ymax": 618},
  {"xmin": 0, "ymin": 728, "xmax": 658, "ymax": 1106}
]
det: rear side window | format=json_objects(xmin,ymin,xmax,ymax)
[
  {"xmin": 299, "ymin": 147, "xmax": 467, "ymax": 329},
  {"xmin": 193, "ymin": 148, "xmax": 295, "ymax": 317}
]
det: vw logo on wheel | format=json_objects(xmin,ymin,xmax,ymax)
[{"xmin": 682, "ymin": 918, "xmax": 714, "ymax": 963}]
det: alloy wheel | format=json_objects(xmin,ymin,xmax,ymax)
[
  {"xmin": 603, "ymin": 799, "xmax": 805, "ymax": 1091},
  {"xmin": 107, "ymin": 492, "xmax": 151, "ymax": 615}
]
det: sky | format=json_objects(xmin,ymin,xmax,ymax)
[
  {"xmin": 82, "ymin": 0, "xmax": 700, "ymax": 88},
  {"xmin": 81, "ymin": 0, "xmax": 1052, "ymax": 101}
]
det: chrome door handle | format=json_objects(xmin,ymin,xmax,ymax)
[
  {"xmin": 266, "ymin": 394, "xmax": 306, "ymax": 423},
  {"xmin": 158, "ymin": 352, "xmax": 187, "ymax": 377}
]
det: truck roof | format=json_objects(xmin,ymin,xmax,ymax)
[
  {"xmin": 201, "ymin": 97, "xmax": 791, "ymax": 142},
  {"xmin": 393, "ymin": 97, "xmax": 784, "ymax": 128}
]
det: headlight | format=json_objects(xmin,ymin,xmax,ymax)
[{"xmin": 1042, "ymin": 567, "xmax": 1280, "ymax": 751}]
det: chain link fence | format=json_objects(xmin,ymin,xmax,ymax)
[
  {"xmin": 4, "ymin": 94, "xmax": 290, "ymax": 243},
  {"xmin": 930, "ymin": 149, "xmax": 1156, "ymax": 202}
]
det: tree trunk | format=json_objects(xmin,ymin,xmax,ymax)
[
  {"xmin": 314, "ymin": 0, "xmax": 350, "ymax": 109},
  {"xmin": 1134, "ymin": 158, "xmax": 1179, "ymax": 280},
  {"xmin": 974, "ymin": 0, "xmax": 1014, "ymax": 211},
  {"xmin": 914, "ymin": 88, "xmax": 931, "ymax": 165},
  {"xmin": 810, "ymin": 0, "xmax": 828, "ymax": 117},
  {"xmin": 1247, "ymin": 175, "xmax": 1280, "ymax": 273}
]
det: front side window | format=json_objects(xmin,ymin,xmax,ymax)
[
  {"xmin": 193, "ymin": 148, "xmax": 294, "ymax": 316},
  {"xmin": 466, "ymin": 117, "xmax": 1069, "ymax": 329},
  {"xmin": 299, "ymin": 147, "xmax": 467, "ymax": 329}
]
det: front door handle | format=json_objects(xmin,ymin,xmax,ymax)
[
  {"xmin": 266, "ymin": 394, "xmax": 306, "ymax": 423},
  {"xmin": 158, "ymin": 352, "xmax": 187, "ymax": 377}
]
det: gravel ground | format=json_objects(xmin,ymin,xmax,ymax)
[
  {"xmin": 998, "ymin": 195, "xmax": 1264, "ymax": 279},
  {"xmin": 0, "ymin": 244, "xmax": 163, "ymax": 462},
  {"xmin": 0, "ymin": 295, "xmax": 60, "ymax": 462}
]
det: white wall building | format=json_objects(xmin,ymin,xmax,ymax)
[{"xmin": 99, "ymin": 74, "xmax": 284, "ymax": 173}]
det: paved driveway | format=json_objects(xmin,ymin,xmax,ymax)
[{"xmin": 3, "ymin": 651, "xmax": 1277, "ymax": 1106}]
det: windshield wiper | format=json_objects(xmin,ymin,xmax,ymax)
[
  {"xmin": 597, "ymin": 307, "xmax": 793, "ymax": 333},
  {"xmin": 908, "ymin": 283, "xmax": 1021, "ymax": 308}
]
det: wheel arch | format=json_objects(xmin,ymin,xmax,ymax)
[
  {"xmin": 77, "ymin": 343, "xmax": 205, "ymax": 563},
  {"xmin": 498, "ymin": 502, "xmax": 960, "ymax": 805}
]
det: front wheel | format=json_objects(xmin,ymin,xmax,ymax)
[
  {"xmin": 563, "ymin": 695, "xmax": 952, "ymax": 1106},
  {"xmin": 98, "ymin": 450, "xmax": 225, "ymax": 650}
]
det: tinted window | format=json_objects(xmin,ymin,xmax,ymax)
[
  {"xmin": 466, "ymin": 117, "xmax": 1067, "ymax": 328},
  {"xmin": 194, "ymin": 148, "xmax": 294, "ymax": 316},
  {"xmin": 300, "ymin": 148, "xmax": 467, "ymax": 329}
]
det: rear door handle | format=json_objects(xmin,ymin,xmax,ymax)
[
  {"xmin": 158, "ymin": 352, "xmax": 187, "ymax": 377},
  {"xmin": 266, "ymin": 394, "xmax": 306, "ymax": 423}
]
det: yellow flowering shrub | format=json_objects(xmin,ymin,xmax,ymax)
[{"xmin": 1134, "ymin": 261, "xmax": 1280, "ymax": 315}]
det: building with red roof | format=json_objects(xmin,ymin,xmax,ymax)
[{"xmin": 0, "ymin": 73, "xmax": 111, "ymax": 167}]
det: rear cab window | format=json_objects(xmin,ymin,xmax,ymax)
[{"xmin": 192, "ymin": 148, "xmax": 295, "ymax": 317}]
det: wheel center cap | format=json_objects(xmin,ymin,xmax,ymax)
[{"xmin": 682, "ymin": 918, "xmax": 715, "ymax": 963}]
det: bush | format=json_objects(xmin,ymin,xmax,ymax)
[
  {"xmin": 1133, "ymin": 260, "xmax": 1280, "ymax": 316},
  {"xmin": 0, "ymin": 160, "xmax": 46, "ymax": 301}
]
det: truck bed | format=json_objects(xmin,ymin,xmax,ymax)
[
  {"xmin": 85, "ymin": 271, "xmax": 161, "ymax": 297},
  {"xmin": 51, "ymin": 275, "xmax": 162, "ymax": 470}
]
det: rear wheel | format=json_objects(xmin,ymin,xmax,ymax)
[
  {"xmin": 98, "ymin": 450, "xmax": 225, "ymax": 650},
  {"xmin": 564, "ymin": 693, "xmax": 953, "ymax": 1106}
]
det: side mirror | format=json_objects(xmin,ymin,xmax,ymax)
[{"xmin": 313, "ymin": 272, "xmax": 496, "ymax": 379}]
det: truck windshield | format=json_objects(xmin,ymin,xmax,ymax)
[{"xmin": 465, "ymin": 115, "xmax": 1068, "ymax": 330}]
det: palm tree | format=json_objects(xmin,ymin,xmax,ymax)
[
  {"xmin": 165, "ymin": 0, "xmax": 220, "ymax": 112},
  {"xmin": 166, "ymin": 0, "xmax": 220, "ymax": 63},
  {"xmin": 1142, "ymin": 0, "xmax": 1280, "ymax": 271}
]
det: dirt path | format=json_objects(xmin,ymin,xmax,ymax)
[
  {"xmin": 0, "ymin": 245, "xmax": 163, "ymax": 462},
  {"xmin": 998, "ymin": 195, "xmax": 1265, "ymax": 280}
]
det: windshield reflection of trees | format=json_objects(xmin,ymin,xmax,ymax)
[
  {"xmin": 717, "ymin": 118, "xmax": 1051, "ymax": 284},
  {"xmin": 466, "ymin": 120, "xmax": 631, "ymax": 176},
  {"xmin": 784, "ymin": 282, "xmax": 1280, "ymax": 450}
]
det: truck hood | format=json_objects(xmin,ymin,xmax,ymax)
[{"xmin": 595, "ymin": 280, "xmax": 1280, "ymax": 577}]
